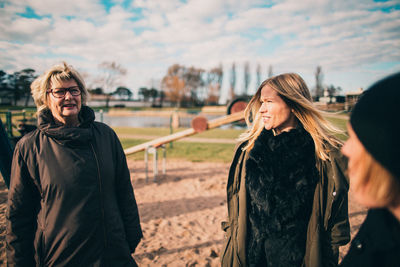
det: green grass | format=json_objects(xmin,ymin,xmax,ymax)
[
  {"xmin": 325, "ymin": 116, "xmax": 349, "ymax": 141},
  {"xmin": 114, "ymin": 127, "xmax": 174, "ymax": 136},
  {"xmin": 195, "ymin": 127, "xmax": 245, "ymax": 139},
  {"xmin": 325, "ymin": 117, "xmax": 348, "ymax": 131},
  {"xmin": 117, "ymin": 126, "xmax": 243, "ymax": 162},
  {"xmin": 113, "ymin": 126, "xmax": 245, "ymax": 139},
  {"xmin": 118, "ymin": 127, "xmax": 243, "ymax": 163},
  {"xmin": 121, "ymin": 138, "xmax": 236, "ymax": 163}
]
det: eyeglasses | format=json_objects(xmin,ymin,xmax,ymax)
[{"xmin": 47, "ymin": 86, "xmax": 81, "ymax": 98}]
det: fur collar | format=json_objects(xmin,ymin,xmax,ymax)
[
  {"xmin": 249, "ymin": 127, "xmax": 316, "ymax": 171},
  {"xmin": 245, "ymin": 127, "xmax": 319, "ymax": 266}
]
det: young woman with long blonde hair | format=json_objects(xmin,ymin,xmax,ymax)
[{"xmin": 221, "ymin": 73, "xmax": 350, "ymax": 267}]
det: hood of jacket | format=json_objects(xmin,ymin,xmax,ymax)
[{"xmin": 37, "ymin": 105, "xmax": 95, "ymax": 146}]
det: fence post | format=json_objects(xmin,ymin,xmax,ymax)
[
  {"xmin": 6, "ymin": 111, "xmax": 13, "ymax": 138},
  {"xmin": 0, "ymin": 118, "xmax": 13, "ymax": 188},
  {"xmin": 162, "ymin": 144, "xmax": 166, "ymax": 175},
  {"xmin": 169, "ymin": 115, "xmax": 173, "ymax": 148},
  {"xmin": 145, "ymin": 147, "xmax": 149, "ymax": 182}
]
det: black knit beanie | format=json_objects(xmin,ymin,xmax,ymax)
[{"xmin": 350, "ymin": 72, "xmax": 400, "ymax": 179}]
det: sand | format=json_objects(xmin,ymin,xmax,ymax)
[{"xmin": 0, "ymin": 159, "xmax": 367, "ymax": 266}]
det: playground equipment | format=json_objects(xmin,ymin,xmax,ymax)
[
  {"xmin": 124, "ymin": 111, "xmax": 244, "ymax": 155},
  {"xmin": 124, "ymin": 111, "xmax": 245, "ymax": 181},
  {"xmin": 227, "ymin": 97, "xmax": 249, "ymax": 116}
]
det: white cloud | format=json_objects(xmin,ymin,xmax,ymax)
[
  {"xmin": 132, "ymin": 0, "xmax": 182, "ymax": 11},
  {"xmin": 0, "ymin": 0, "xmax": 399, "ymax": 96},
  {"xmin": 0, "ymin": 17, "xmax": 52, "ymax": 42},
  {"xmin": 24, "ymin": 0, "xmax": 105, "ymax": 19}
]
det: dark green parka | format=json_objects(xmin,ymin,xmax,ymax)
[
  {"xmin": 7, "ymin": 106, "xmax": 143, "ymax": 266},
  {"xmin": 221, "ymin": 140, "xmax": 350, "ymax": 267}
]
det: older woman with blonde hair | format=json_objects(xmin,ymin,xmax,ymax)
[
  {"xmin": 221, "ymin": 73, "xmax": 350, "ymax": 267},
  {"xmin": 6, "ymin": 62, "xmax": 143, "ymax": 266},
  {"xmin": 340, "ymin": 72, "xmax": 400, "ymax": 266}
]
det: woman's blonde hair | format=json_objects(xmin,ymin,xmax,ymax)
[
  {"xmin": 31, "ymin": 62, "xmax": 88, "ymax": 112},
  {"xmin": 356, "ymin": 149, "xmax": 400, "ymax": 207},
  {"xmin": 238, "ymin": 73, "xmax": 343, "ymax": 161}
]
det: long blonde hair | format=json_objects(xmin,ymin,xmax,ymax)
[
  {"xmin": 238, "ymin": 73, "xmax": 343, "ymax": 161},
  {"xmin": 31, "ymin": 62, "xmax": 88, "ymax": 113}
]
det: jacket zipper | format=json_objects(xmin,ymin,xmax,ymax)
[{"xmin": 90, "ymin": 143, "xmax": 108, "ymax": 251}]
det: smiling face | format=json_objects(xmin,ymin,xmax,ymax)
[
  {"xmin": 259, "ymin": 85, "xmax": 297, "ymax": 134},
  {"xmin": 48, "ymin": 79, "xmax": 81, "ymax": 126}
]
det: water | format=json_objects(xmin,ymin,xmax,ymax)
[{"xmin": 95, "ymin": 112, "xmax": 223, "ymax": 128}]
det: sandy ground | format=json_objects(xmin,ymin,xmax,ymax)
[{"xmin": 0, "ymin": 159, "xmax": 367, "ymax": 266}]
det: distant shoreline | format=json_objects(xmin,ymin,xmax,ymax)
[{"xmin": 106, "ymin": 110, "xmax": 225, "ymax": 118}]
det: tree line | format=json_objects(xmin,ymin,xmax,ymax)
[
  {"xmin": 161, "ymin": 62, "xmax": 275, "ymax": 107},
  {"xmin": 0, "ymin": 68, "xmax": 37, "ymax": 106},
  {"xmin": 0, "ymin": 61, "xmax": 342, "ymax": 108}
]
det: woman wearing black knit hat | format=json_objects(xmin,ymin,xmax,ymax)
[{"xmin": 340, "ymin": 72, "xmax": 400, "ymax": 267}]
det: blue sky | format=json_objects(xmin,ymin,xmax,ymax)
[{"xmin": 1, "ymin": 0, "xmax": 399, "ymax": 102}]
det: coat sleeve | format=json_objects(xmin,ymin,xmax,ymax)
[
  {"xmin": 112, "ymin": 132, "xmax": 143, "ymax": 253},
  {"xmin": 324, "ymin": 152, "xmax": 351, "ymax": 266},
  {"xmin": 6, "ymin": 142, "xmax": 40, "ymax": 266}
]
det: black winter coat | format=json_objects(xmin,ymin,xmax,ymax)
[
  {"xmin": 6, "ymin": 106, "xmax": 143, "ymax": 266},
  {"xmin": 221, "ymin": 133, "xmax": 350, "ymax": 267},
  {"xmin": 340, "ymin": 208, "xmax": 400, "ymax": 267}
]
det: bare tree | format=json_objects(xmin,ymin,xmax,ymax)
[
  {"xmin": 184, "ymin": 66, "xmax": 204, "ymax": 106},
  {"xmin": 229, "ymin": 62, "xmax": 236, "ymax": 102},
  {"xmin": 206, "ymin": 63, "xmax": 223, "ymax": 105},
  {"xmin": 315, "ymin": 66, "xmax": 324, "ymax": 98},
  {"xmin": 268, "ymin": 65, "xmax": 273, "ymax": 78},
  {"xmin": 256, "ymin": 63, "xmax": 261, "ymax": 87},
  {"xmin": 96, "ymin": 61, "xmax": 127, "ymax": 107},
  {"xmin": 243, "ymin": 61, "xmax": 250, "ymax": 96}
]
